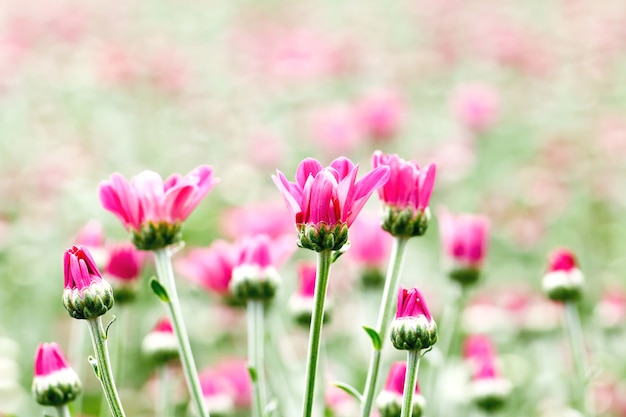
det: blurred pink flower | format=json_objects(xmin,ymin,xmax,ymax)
[
  {"xmin": 273, "ymin": 156, "xmax": 390, "ymax": 231},
  {"xmin": 463, "ymin": 335, "xmax": 500, "ymax": 380},
  {"xmin": 594, "ymin": 287, "xmax": 626, "ymax": 329},
  {"xmin": 220, "ymin": 201, "xmax": 294, "ymax": 240},
  {"xmin": 383, "ymin": 361, "xmax": 421, "ymax": 395},
  {"xmin": 177, "ymin": 240, "xmax": 239, "ymax": 296},
  {"xmin": 43, "ymin": 5, "xmax": 86, "ymax": 44},
  {"xmin": 438, "ymin": 208, "xmax": 490, "ymax": 269},
  {"xmin": 547, "ymin": 248, "xmax": 578, "ymax": 273},
  {"xmin": 356, "ymin": 90, "xmax": 405, "ymax": 141},
  {"xmin": 296, "ymin": 262, "xmax": 317, "ymax": 298},
  {"xmin": 99, "ymin": 166, "xmax": 218, "ymax": 246},
  {"xmin": 347, "ymin": 214, "xmax": 392, "ymax": 269},
  {"xmin": 96, "ymin": 43, "xmax": 141, "ymax": 86},
  {"xmin": 75, "ymin": 220, "xmax": 105, "ymax": 248},
  {"xmin": 105, "ymin": 243, "xmax": 145, "ymax": 282},
  {"xmin": 33, "ymin": 342, "xmax": 74, "ymax": 378},
  {"xmin": 376, "ymin": 361, "xmax": 424, "ymax": 416},
  {"xmin": 32, "ymin": 342, "xmax": 81, "ymax": 406},
  {"xmin": 200, "ymin": 360, "xmax": 252, "ymax": 412},
  {"xmin": 450, "ymin": 83, "xmax": 500, "ymax": 134},
  {"xmin": 146, "ymin": 46, "xmax": 189, "ymax": 94},
  {"xmin": 234, "ymin": 233, "xmax": 295, "ymax": 273}
]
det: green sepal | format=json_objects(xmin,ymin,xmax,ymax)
[{"xmin": 150, "ymin": 277, "xmax": 170, "ymax": 303}]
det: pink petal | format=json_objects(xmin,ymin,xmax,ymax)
[
  {"xmin": 348, "ymin": 166, "xmax": 390, "ymax": 225},
  {"xmin": 272, "ymin": 172, "xmax": 302, "ymax": 220},
  {"xmin": 296, "ymin": 158, "xmax": 323, "ymax": 188},
  {"xmin": 329, "ymin": 157, "xmax": 355, "ymax": 180},
  {"xmin": 417, "ymin": 164, "xmax": 436, "ymax": 210}
]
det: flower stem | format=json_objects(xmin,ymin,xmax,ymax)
[
  {"xmin": 301, "ymin": 249, "xmax": 333, "ymax": 417},
  {"xmin": 361, "ymin": 237, "xmax": 409, "ymax": 417},
  {"xmin": 157, "ymin": 365, "xmax": 171, "ymax": 417},
  {"xmin": 55, "ymin": 405, "xmax": 71, "ymax": 417},
  {"xmin": 86, "ymin": 317, "xmax": 126, "ymax": 417},
  {"xmin": 248, "ymin": 300, "xmax": 268, "ymax": 417},
  {"xmin": 564, "ymin": 301, "xmax": 589, "ymax": 414},
  {"xmin": 153, "ymin": 248, "xmax": 209, "ymax": 417},
  {"xmin": 400, "ymin": 350, "xmax": 421, "ymax": 417}
]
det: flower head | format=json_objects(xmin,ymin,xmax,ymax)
[
  {"xmin": 99, "ymin": 165, "xmax": 218, "ymax": 250},
  {"xmin": 348, "ymin": 214, "xmax": 393, "ymax": 287},
  {"xmin": 463, "ymin": 335, "xmax": 512, "ymax": 411},
  {"xmin": 450, "ymin": 83, "xmax": 500, "ymax": 134},
  {"xmin": 438, "ymin": 208, "xmax": 490, "ymax": 286},
  {"xmin": 105, "ymin": 243, "xmax": 145, "ymax": 303},
  {"xmin": 377, "ymin": 362, "xmax": 424, "ymax": 417},
  {"xmin": 542, "ymin": 248, "xmax": 584, "ymax": 303},
  {"xmin": 229, "ymin": 234, "xmax": 295, "ymax": 300},
  {"xmin": 289, "ymin": 262, "xmax": 332, "ymax": 326},
  {"xmin": 177, "ymin": 239, "xmax": 239, "ymax": 299},
  {"xmin": 273, "ymin": 157, "xmax": 390, "ymax": 251},
  {"xmin": 371, "ymin": 151, "xmax": 436, "ymax": 237},
  {"xmin": 63, "ymin": 245, "xmax": 114, "ymax": 319},
  {"xmin": 32, "ymin": 342, "xmax": 82, "ymax": 406},
  {"xmin": 142, "ymin": 318, "xmax": 178, "ymax": 364},
  {"xmin": 356, "ymin": 90, "xmax": 405, "ymax": 141},
  {"xmin": 391, "ymin": 287, "xmax": 437, "ymax": 351}
]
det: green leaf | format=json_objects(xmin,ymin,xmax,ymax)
[
  {"xmin": 363, "ymin": 325, "xmax": 382, "ymax": 351},
  {"xmin": 332, "ymin": 381, "xmax": 363, "ymax": 403},
  {"xmin": 150, "ymin": 277, "xmax": 170, "ymax": 302},
  {"xmin": 247, "ymin": 364, "xmax": 258, "ymax": 383}
]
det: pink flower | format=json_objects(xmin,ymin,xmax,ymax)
[
  {"xmin": 75, "ymin": 220, "xmax": 105, "ymax": 248},
  {"xmin": 273, "ymin": 157, "xmax": 389, "ymax": 251},
  {"xmin": 376, "ymin": 362, "xmax": 424, "ymax": 416},
  {"xmin": 348, "ymin": 214, "xmax": 393, "ymax": 269},
  {"xmin": 32, "ymin": 342, "xmax": 81, "ymax": 406},
  {"xmin": 450, "ymin": 83, "xmax": 500, "ymax": 134},
  {"xmin": 395, "ymin": 287, "xmax": 433, "ymax": 320},
  {"xmin": 309, "ymin": 103, "xmax": 363, "ymax": 154},
  {"xmin": 63, "ymin": 246, "xmax": 114, "ymax": 319},
  {"xmin": 438, "ymin": 208, "xmax": 490, "ymax": 270},
  {"xmin": 356, "ymin": 90, "xmax": 405, "ymax": 141},
  {"xmin": 99, "ymin": 166, "xmax": 218, "ymax": 250},
  {"xmin": 152, "ymin": 317, "xmax": 174, "ymax": 334},
  {"xmin": 64, "ymin": 245, "xmax": 105, "ymax": 291},
  {"xmin": 105, "ymin": 244, "xmax": 145, "ymax": 282},
  {"xmin": 200, "ymin": 360, "xmax": 252, "ymax": 413},
  {"xmin": 543, "ymin": 248, "xmax": 584, "ymax": 303},
  {"xmin": 177, "ymin": 240, "xmax": 239, "ymax": 297},
  {"xmin": 296, "ymin": 262, "xmax": 317, "ymax": 298},
  {"xmin": 371, "ymin": 151, "xmax": 436, "ymax": 229},
  {"xmin": 230, "ymin": 234, "xmax": 296, "ymax": 300},
  {"xmin": 142, "ymin": 318, "xmax": 178, "ymax": 363}
]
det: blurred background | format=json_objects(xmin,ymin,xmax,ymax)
[{"xmin": 1, "ymin": 0, "xmax": 626, "ymax": 415}]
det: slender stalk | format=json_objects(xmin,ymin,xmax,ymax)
[
  {"xmin": 153, "ymin": 248, "xmax": 209, "ymax": 417},
  {"xmin": 361, "ymin": 237, "xmax": 409, "ymax": 417},
  {"xmin": 157, "ymin": 365, "xmax": 171, "ymax": 417},
  {"xmin": 55, "ymin": 405, "xmax": 71, "ymax": 417},
  {"xmin": 400, "ymin": 351, "xmax": 421, "ymax": 417},
  {"xmin": 86, "ymin": 317, "xmax": 126, "ymax": 417},
  {"xmin": 100, "ymin": 307, "xmax": 127, "ymax": 417},
  {"xmin": 301, "ymin": 249, "xmax": 333, "ymax": 417},
  {"xmin": 248, "ymin": 300, "xmax": 268, "ymax": 417},
  {"xmin": 564, "ymin": 302, "xmax": 589, "ymax": 414}
]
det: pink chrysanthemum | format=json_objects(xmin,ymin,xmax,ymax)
[
  {"xmin": 32, "ymin": 342, "xmax": 81, "ymax": 406},
  {"xmin": 99, "ymin": 165, "xmax": 218, "ymax": 250},
  {"xmin": 273, "ymin": 156, "xmax": 389, "ymax": 252}
]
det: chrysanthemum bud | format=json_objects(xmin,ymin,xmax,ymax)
[
  {"xmin": 376, "ymin": 362, "xmax": 425, "ymax": 417},
  {"xmin": 390, "ymin": 287, "xmax": 438, "ymax": 351},
  {"xmin": 142, "ymin": 318, "xmax": 179, "ymax": 364},
  {"xmin": 463, "ymin": 335, "xmax": 512, "ymax": 412},
  {"xmin": 63, "ymin": 246, "xmax": 114, "ymax": 320},
  {"xmin": 229, "ymin": 234, "xmax": 294, "ymax": 301},
  {"xmin": 542, "ymin": 248, "xmax": 584, "ymax": 303},
  {"xmin": 372, "ymin": 151, "xmax": 436, "ymax": 238},
  {"xmin": 32, "ymin": 343, "xmax": 82, "ymax": 406},
  {"xmin": 289, "ymin": 262, "xmax": 332, "ymax": 327}
]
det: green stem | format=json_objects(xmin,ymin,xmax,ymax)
[
  {"xmin": 248, "ymin": 300, "xmax": 268, "ymax": 417},
  {"xmin": 157, "ymin": 365, "xmax": 171, "ymax": 417},
  {"xmin": 86, "ymin": 317, "xmax": 126, "ymax": 417},
  {"xmin": 55, "ymin": 405, "xmax": 71, "ymax": 417},
  {"xmin": 154, "ymin": 248, "xmax": 209, "ymax": 417},
  {"xmin": 564, "ymin": 302, "xmax": 589, "ymax": 415},
  {"xmin": 361, "ymin": 237, "xmax": 409, "ymax": 417},
  {"xmin": 301, "ymin": 249, "xmax": 333, "ymax": 417},
  {"xmin": 400, "ymin": 351, "xmax": 421, "ymax": 417}
]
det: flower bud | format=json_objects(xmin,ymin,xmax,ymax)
[
  {"xmin": 289, "ymin": 262, "xmax": 332, "ymax": 327},
  {"xmin": 376, "ymin": 362, "xmax": 425, "ymax": 417},
  {"xmin": 63, "ymin": 246, "xmax": 114, "ymax": 320},
  {"xmin": 542, "ymin": 248, "xmax": 584, "ymax": 303},
  {"xmin": 297, "ymin": 223, "xmax": 349, "ymax": 252},
  {"xmin": 229, "ymin": 234, "xmax": 293, "ymax": 301},
  {"xmin": 382, "ymin": 206, "xmax": 431, "ymax": 238},
  {"xmin": 390, "ymin": 287, "xmax": 438, "ymax": 351},
  {"xmin": 142, "ymin": 318, "xmax": 179, "ymax": 364},
  {"xmin": 32, "ymin": 343, "xmax": 82, "ymax": 406}
]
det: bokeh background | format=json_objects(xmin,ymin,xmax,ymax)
[{"xmin": 1, "ymin": 0, "xmax": 626, "ymax": 415}]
